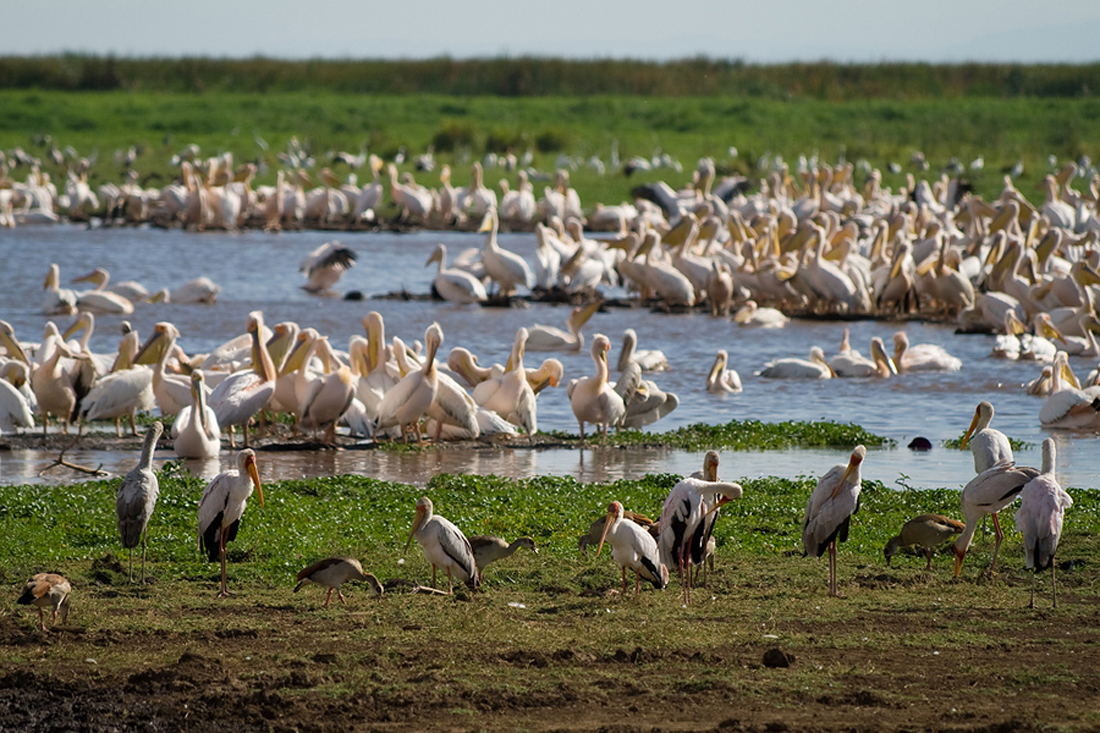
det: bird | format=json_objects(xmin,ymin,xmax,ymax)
[
  {"xmin": 197, "ymin": 449, "xmax": 264, "ymax": 598},
  {"xmin": 568, "ymin": 334, "xmax": 625, "ymax": 445},
  {"xmin": 1015, "ymin": 438, "xmax": 1073, "ymax": 608},
  {"xmin": 478, "ymin": 210, "xmax": 533, "ymax": 295},
  {"xmin": 525, "ymin": 301, "xmax": 601, "ymax": 352},
  {"xmin": 171, "ymin": 370, "xmax": 221, "ymax": 459},
  {"xmin": 617, "ymin": 328, "xmax": 668, "ymax": 372},
  {"xmin": 706, "ymin": 349, "xmax": 742, "ymax": 393},
  {"xmin": 578, "ymin": 509, "xmax": 656, "ymax": 555},
  {"xmin": 468, "ymin": 535, "xmax": 538, "ymax": 581},
  {"xmin": 404, "ymin": 496, "xmax": 478, "ymax": 593},
  {"xmin": 802, "ymin": 445, "xmax": 866, "ymax": 596},
  {"xmin": 294, "ymin": 557, "xmax": 383, "ymax": 606},
  {"xmin": 892, "ymin": 332, "xmax": 962, "ymax": 373},
  {"xmin": 116, "ymin": 421, "xmax": 164, "ymax": 583},
  {"xmin": 596, "ymin": 500, "xmax": 668, "ymax": 595},
  {"xmin": 959, "ymin": 400, "xmax": 1013, "ymax": 473},
  {"xmin": 759, "ymin": 346, "xmax": 835, "ymax": 379},
  {"xmin": 425, "ymin": 243, "xmax": 487, "ymax": 305},
  {"xmin": 732, "ymin": 300, "xmax": 789, "ymax": 328},
  {"xmin": 883, "ymin": 514, "xmax": 965, "ymax": 570},
  {"xmin": 658, "ymin": 474, "xmax": 743, "ymax": 603},
  {"xmin": 17, "ymin": 573, "xmax": 72, "ymax": 632},
  {"xmin": 207, "ymin": 311, "xmax": 278, "ymax": 448},
  {"xmin": 376, "ymin": 322, "xmax": 443, "ymax": 443},
  {"xmin": 300, "ymin": 241, "xmax": 357, "ymax": 295},
  {"xmin": 954, "ymin": 459, "xmax": 1040, "ymax": 578}
]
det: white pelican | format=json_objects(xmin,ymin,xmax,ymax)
[
  {"xmin": 376, "ymin": 323, "xmax": 442, "ymax": 442},
  {"xmin": 706, "ymin": 349, "xmax": 742, "ymax": 393},
  {"xmin": 425, "ymin": 365, "xmax": 481, "ymax": 442},
  {"xmin": 759, "ymin": 346, "xmax": 835, "ymax": 379},
  {"xmin": 197, "ymin": 449, "xmax": 264, "ymax": 598},
  {"xmin": 892, "ymin": 332, "xmax": 962, "ymax": 373},
  {"xmin": 30, "ymin": 333, "xmax": 78, "ymax": 433},
  {"xmin": 1026, "ymin": 365, "xmax": 1055, "ymax": 397},
  {"xmin": 208, "ymin": 311, "xmax": 278, "ymax": 448},
  {"xmin": 386, "ymin": 163, "xmax": 432, "ymax": 221},
  {"xmin": 80, "ymin": 328, "xmax": 155, "ymax": 436},
  {"xmin": 525, "ymin": 301, "xmax": 601, "ymax": 352},
  {"xmin": 617, "ymin": 328, "xmax": 668, "ymax": 372},
  {"xmin": 478, "ymin": 328, "xmax": 538, "ymax": 434},
  {"xmin": 405, "ymin": 496, "xmax": 478, "ymax": 593},
  {"xmin": 133, "ymin": 322, "xmax": 196, "ymax": 417},
  {"xmin": 425, "ymin": 243, "xmax": 487, "ymax": 305},
  {"xmin": 42, "ymin": 263, "xmax": 77, "ymax": 316},
  {"xmin": 295, "ymin": 334, "xmax": 356, "ymax": 441},
  {"xmin": 172, "ymin": 371, "xmax": 221, "ymax": 459},
  {"xmin": 829, "ymin": 336, "xmax": 896, "ymax": 378},
  {"xmin": 991, "ymin": 310, "xmax": 1027, "ymax": 360},
  {"xmin": 657, "ymin": 475, "xmax": 743, "ymax": 603},
  {"xmin": 116, "ymin": 422, "xmax": 163, "ymax": 583},
  {"xmin": 883, "ymin": 514, "xmax": 965, "ymax": 571},
  {"xmin": 732, "ymin": 300, "xmax": 789, "ymax": 328},
  {"xmin": 71, "ymin": 267, "xmax": 148, "ymax": 303},
  {"xmin": 1019, "ymin": 314, "xmax": 1065, "ymax": 363},
  {"xmin": 802, "ymin": 445, "xmax": 865, "ymax": 596},
  {"xmin": 568, "ymin": 334, "xmax": 625, "ymax": 445},
  {"xmin": 0, "ymin": 363, "xmax": 36, "ymax": 434},
  {"xmin": 167, "ymin": 277, "xmax": 220, "ymax": 305},
  {"xmin": 959, "ymin": 400, "xmax": 1014, "ymax": 473},
  {"xmin": 618, "ymin": 367, "xmax": 679, "ymax": 429},
  {"xmin": 294, "ymin": 557, "xmax": 383, "ymax": 606},
  {"xmin": 1039, "ymin": 352, "xmax": 1100, "ymax": 430},
  {"xmin": 597, "ymin": 500, "xmax": 668, "ymax": 595},
  {"xmin": 300, "ymin": 241, "xmax": 357, "ymax": 295},
  {"xmin": 954, "ymin": 459, "xmax": 1039, "ymax": 577},
  {"xmin": 73, "ymin": 272, "xmax": 135, "ymax": 315},
  {"xmin": 17, "ymin": 573, "xmax": 72, "ymax": 632},
  {"xmin": 1015, "ymin": 438, "xmax": 1073, "ymax": 608},
  {"xmin": 61, "ymin": 312, "xmax": 116, "ymax": 378},
  {"xmin": 478, "ymin": 210, "xmax": 533, "ymax": 295},
  {"xmin": 468, "ymin": 536, "xmax": 537, "ymax": 582}
]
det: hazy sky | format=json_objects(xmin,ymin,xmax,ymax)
[{"xmin": 8, "ymin": 1, "xmax": 1100, "ymax": 63}]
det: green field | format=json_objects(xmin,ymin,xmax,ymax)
[{"xmin": 3, "ymin": 88, "xmax": 1099, "ymax": 207}]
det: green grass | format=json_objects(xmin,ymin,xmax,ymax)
[{"xmin": 2, "ymin": 90, "xmax": 1099, "ymax": 207}]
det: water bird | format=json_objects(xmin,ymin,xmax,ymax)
[
  {"xmin": 597, "ymin": 500, "xmax": 668, "ymax": 595},
  {"xmin": 883, "ymin": 514, "xmax": 965, "ymax": 570},
  {"xmin": 1015, "ymin": 438, "xmax": 1073, "ymax": 608},
  {"xmin": 802, "ymin": 446, "xmax": 865, "ymax": 596},
  {"xmin": 404, "ymin": 496, "xmax": 477, "ymax": 593},
  {"xmin": 300, "ymin": 241, "xmax": 357, "ymax": 295},
  {"xmin": 294, "ymin": 557, "xmax": 383, "ymax": 606},
  {"xmin": 17, "ymin": 573, "xmax": 72, "ymax": 632},
  {"xmin": 197, "ymin": 449, "xmax": 264, "ymax": 597},
  {"xmin": 468, "ymin": 536, "xmax": 538, "ymax": 581},
  {"xmin": 116, "ymin": 422, "xmax": 163, "ymax": 583},
  {"xmin": 568, "ymin": 334, "xmax": 625, "ymax": 445}
]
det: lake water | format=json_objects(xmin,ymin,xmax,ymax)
[{"xmin": 2, "ymin": 224, "xmax": 1098, "ymax": 490}]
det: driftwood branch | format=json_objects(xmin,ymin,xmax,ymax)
[{"xmin": 38, "ymin": 433, "xmax": 112, "ymax": 478}]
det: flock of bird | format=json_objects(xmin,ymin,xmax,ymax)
[{"xmin": 18, "ymin": 395, "xmax": 1073, "ymax": 632}]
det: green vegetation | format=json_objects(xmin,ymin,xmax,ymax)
[
  {"xmin": 2, "ymin": 88, "xmax": 1098, "ymax": 207},
  {"xmin": 548, "ymin": 418, "xmax": 892, "ymax": 450}
]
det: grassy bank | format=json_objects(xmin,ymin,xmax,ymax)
[
  {"xmin": 3, "ymin": 90, "xmax": 1099, "ymax": 205},
  {"xmin": 2, "ymin": 467, "xmax": 1099, "ymax": 731}
]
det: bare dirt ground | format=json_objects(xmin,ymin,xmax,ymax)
[{"xmin": 2, "ymin": 595, "xmax": 1097, "ymax": 733}]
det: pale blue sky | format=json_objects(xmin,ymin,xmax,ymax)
[{"xmin": 8, "ymin": 1, "xmax": 1100, "ymax": 63}]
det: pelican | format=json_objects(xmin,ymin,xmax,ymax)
[
  {"xmin": 42, "ymin": 263, "xmax": 77, "ymax": 315},
  {"xmin": 1019, "ymin": 314, "xmax": 1066, "ymax": 363},
  {"xmin": 425, "ymin": 243, "xmax": 487, "ymax": 304},
  {"xmin": 376, "ymin": 322, "xmax": 443, "ymax": 442},
  {"xmin": 892, "ymin": 332, "xmax": 962, "ymax": 373},
  {"xmin": 959, "ymin": 400, "xmax": 1014, "ymax": 473},
  {"xmin": 73, "ymin": 273, "xmax": 134, "ymax": 315},
  {"xmin": 79, "ymin": 328, "xmax": 154, "ymax": 436},
  {"xmin": 294, "ymin": 557, "xmax": 383, "ymax": 606},
  {"xmin": 300, "ymin": 240, "xmax": 357, "ymax": 295},
  {"xmin": 167, "ymin": 277, "xmax": 220, "ymax": 304},
  {"xmin": 478, "ymin": 328, "xmax": 538, "ymax": 434},
  {"xmin": 197, "ymin": 449, "xmax": 264, "ymax": 598},
  {"xmin": 658, "ymin": 475, "xmax": 743, "ymax": 603},
  {"xmin": 478, "ymin": 210, "xmax": 533, "ymax": 295},
  {"xmin": 133, "ymin": 322, "xmax": 196, "ymax": 417},
  {"xmin": 1015, "ymin": 438, "xmax": 1073, "ymax": 608},
  {"xmin": 883, "ymin": 514, "xmax": 965, "ymax": 570},
  {"xmin": 954, "ymin": 459, "xmax": 1040, "ymax": 577},
  {"xmin": 0, "ymin": 362, "xmax": 36, "ymax": 434},
  {"xmin": 468, "ymin": 536, "xmax": 538, "ymax": 581},
  {"xmin": 294, "ymin": 334, "xmax": 356, "ymax": 441},
  {"xmin": 172, "ymin": 370, "xmax": 221, "ymax": 459},
  {"xmin": 991, "ymin": 310, "xmax": 1027, "ymax": 360},
  {"xmin": 829, "ymin": 336, "xmax": 896, "ymax": 378},
  {"xmin": 706, "ymin": 349, "xmax": 742, "ymax": 393},
  {"xmin": 759, "ymin": 346, "xmax": 835, "ymax": 379},
  {"xmin": 525, "ymin": 301, "xmax": 601, "ymax": 352},
  {"xmin": 618, "ymin": 365, "xmax": 679, "ymax": 429},
  {"xmin": 30, "ymin": 332, "xmax": 79, "ymax": 433},
  {"xmin": 617, "ymin": 328, "xmax": 668, "ymax": 372},
  {"xmin": 1039, "ymin": 351, "xmax": 1100, "ymax": 430},
  {"xmin": 17, "ymin": 573, "xmax": 72, "ymax": 632},
  {"xmin": 597, "ymin": 500, "xmax": 668, "ymax": 595},
  {"xmin": 116, "ymin": 422, "xmax": 163, "ymax": 583},
  {"xmin": 802, "ymin": 445, "xmax": 865, "ymax": 596},
  {"xmin": 207, "ymin": 311, "xmax": 277, "ymax": 447},
  {"xmin": 404, "ymin": 496, "xmax": 478, "ymax": 593},
  {"xmin": 569, "ymin": 334, "xmax": 625, "ymax": 445},
  {"xmin": 71, "ymin": 267, "xmax": 148, "ymax": 303},
  {"xmin": 733, "ymin": 300, "xmax": 789, "ymax": 328}
]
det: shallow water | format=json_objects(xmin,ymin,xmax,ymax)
[{"xmin": 2, "ymin": 224, "xmax": 1098, "ymax": 489}]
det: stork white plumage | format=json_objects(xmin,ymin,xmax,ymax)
[
  {"xmin": 658, "ymin": 471, "xmax": 743, "ymax": 604},
  {"xmin": 959, "ymin": 400, "xmax": 1013, "ymax": 473},
  {"xmin": 1015, "ymin": 439, "xmax": 1073, "ymax": 608},
  {"xmin": 405, "ymin": 496, "xmax": 478, "ymax": 593},
  {"xmin": 954, "ymin": 459, "xmax": 1039, "ymax": 578},
  {"xmin": 198, "ymin": 449, "xmax": 264, "ymax": 598},
  {"xmin": 116, "ymin": 421, "xmax": 163, "ymax": 583},
  {"xmin": 597, "ymin": 500, "xmax": 667, "ymax": 595},
  {"xmin": 802, "ymin": 445, "xmax": 865, "ymax": 596}
]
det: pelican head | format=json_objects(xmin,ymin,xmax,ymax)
[
  {"xmin": 870, "ymin": 337, "xmax": 897, "ymax": 376},
  {"xmin": 596, "ymin": 500, "xmax": 625, "ymax": 557},
  {"xmin": 72, "ymin": 267, "xmax": 109, "ymax": 288},
  {"xmin": 0, "ymin": 321, "xmax": 31, "ymax": 366},
  {"xmin": 405, "ymin": 496, "xmax": 434, "ymax": 553},
  {"xmin": 133, "ymin": 322, "xmax": 179, "ymax": 365},
  {"xmin": 425, "ymin": 243, "xmax": 447, "ymax": 268}
]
